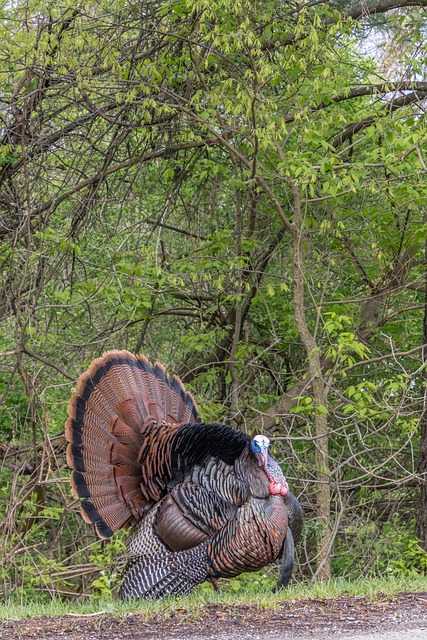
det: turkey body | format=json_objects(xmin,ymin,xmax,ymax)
[{"xmin": 65, "ymin": 350, "xmax": 302, "ymax": 599}]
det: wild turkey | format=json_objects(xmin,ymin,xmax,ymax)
[{"xmin": 65, "ymin": 350, "xmax": 303, "ymax": 599}]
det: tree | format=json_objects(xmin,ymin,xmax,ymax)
[{"xmin": 1, "ymin": 0, "xmax": 427, "ymax": 596}]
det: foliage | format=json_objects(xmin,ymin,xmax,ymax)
[
  {"xmin": 334, "ymin": 515, "xmax": 427, "ymax": 578},
  {"xmin": 0, "ymin": 0, "xmax": 427, "ymax": 599}
]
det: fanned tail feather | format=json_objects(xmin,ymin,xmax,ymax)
[{"xmin": 65, "ymin": 350, "xmax": 200, "ymax": 538}]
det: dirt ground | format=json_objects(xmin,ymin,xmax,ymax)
[{"xmin": 0, "ymin": 592, "xmax": 426, "ymax": 640}]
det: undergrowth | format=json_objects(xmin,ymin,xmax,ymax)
[{"xmin": 0, "ymin": 575, "xmax": 426, "ymax": 621}]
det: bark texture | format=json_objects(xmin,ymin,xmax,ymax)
[{"xmin": 291, "ymin": 183, "xmax": 331, "ymax": 580}]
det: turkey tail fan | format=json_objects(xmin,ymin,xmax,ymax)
[{"xmin": 65, "ymin": 350, "xmax": 200, "ymax": 538}]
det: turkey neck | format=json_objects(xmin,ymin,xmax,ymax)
[{"xmin": 234, "ymin": 448, "xmax": 271, "ymax": 498}]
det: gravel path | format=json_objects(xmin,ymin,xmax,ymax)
[
  {"xmin": 188, "ymin": 629, "xmax": 427, "ymax": 640},
  {"xmin": 0, "ymin": 592, "xmax": 426, "ymax": 639},
  {"xmin": 333, "ymin": 627, "xmax": 427, "ymax": 640}
]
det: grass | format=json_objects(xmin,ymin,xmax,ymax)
[{"xmin": 0, "ymin": 574, "xmax": 426, "ymax": 621}]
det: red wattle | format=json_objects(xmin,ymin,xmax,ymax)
[{"xmin": 269, "ymin": 481, "xmax": 289, "ymax": 496}]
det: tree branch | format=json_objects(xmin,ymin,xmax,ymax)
[
  {"xmin": 10, "ymin": 135, "xmax": 225, "ymax": 235},
  {"xmin": 277, "ymin": 0, "xmax": 427, "ymax": 47},
  {"xmin": 332, "ymin": 90, "xmax": 427, "ymax": 148},
  {"xmin": 329, "ymin": 0, "xmax": 427, "ymax": 22},
  {"xmin": 255, "ymin": 242, "xmax": 419, "ymax": 429}
]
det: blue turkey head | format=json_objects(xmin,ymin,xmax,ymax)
[
  {"xmin": 251, "ymin": 434, "xmax": 270, "ymax": 468},
  {"xmin": 251, "ymin": 435, "xmax": 289, "ymax": 496}
]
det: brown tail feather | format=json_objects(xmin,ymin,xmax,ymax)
[{"xmin": 66, "ymin": 350, "xmax": 200, "ymax": 538}]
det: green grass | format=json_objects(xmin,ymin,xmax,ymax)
[{"xmin": 0, "ymin": 574, "xmax": 426, "ymax": 621}]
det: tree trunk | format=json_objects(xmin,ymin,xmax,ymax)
[
  {"xmin": 416, "ymin": 236, "xmax": 427, "ymax": 551},
  {"xmin": 291, "ymin": 183, "xmax": 331, "ymax": 580}
]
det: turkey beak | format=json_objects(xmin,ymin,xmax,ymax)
[{"xmin": 258, "ymin": 445, "xmax": 269, "ymax": 469}]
